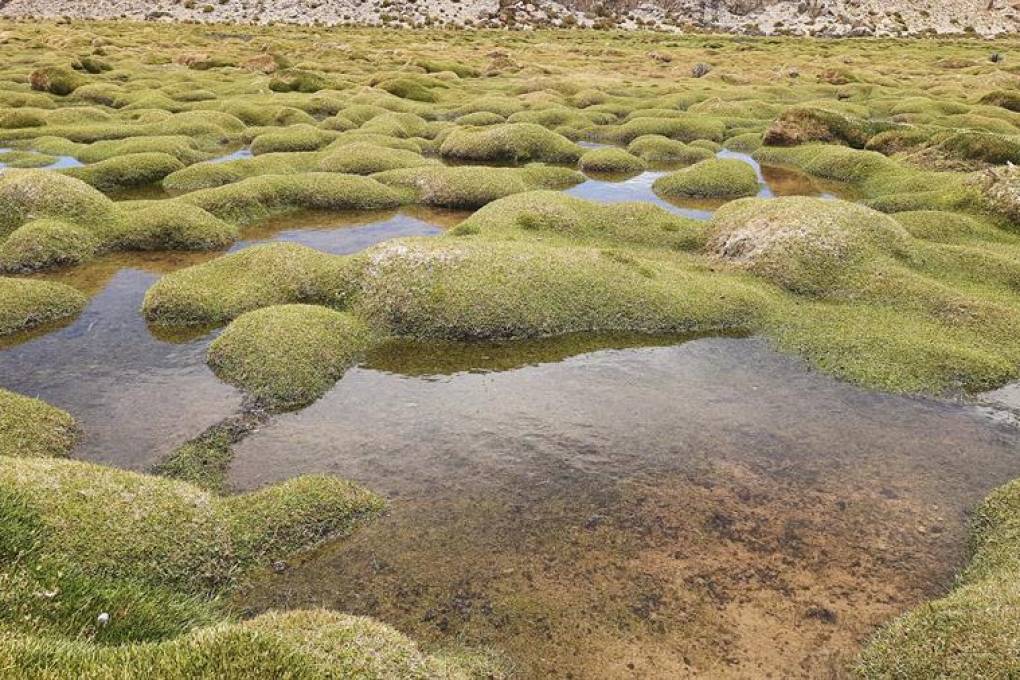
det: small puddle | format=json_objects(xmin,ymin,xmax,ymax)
[
  {"xmin": 0, "ymin": 209, "xmax": 458, "ymax": 468},
  {"xmin": 231, "ymin": 336, "xmax": 1020, "ymax": 678},
  {"xmin": 568, "ymin": 150, "xmax": 848, "ymax": 220}
]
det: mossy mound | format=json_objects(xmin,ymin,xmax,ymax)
[
  {"xmin": 0, "ymin": 219, "xmax": 98, "ymax": 272},
  {"xmin": 931, "ymin": 131, "xmax": 1020, "ymax": 167},
  {"xmin": 375, "ymin": 77, "xmax": 440, "ymax": 102},
  {"xmin": 352, "ymin": 238, "xmax": 767, "ymax": 340},
  {"xmin": 753, "ymin": 144, "xmax": 900, "ymax": 184},
  {"xmin": 208, "ymin": 304, "xmax": 374, "ymax": 409},
  {"xmin": 107, "ymin": 201, "xmax": 239, "ymax": 252},
  {"xmin": 372, "ymin": 165, "xmax": 584, "ymax": 209},
  {"xmin": 763, "ymin": 107, "xmax": 887, "ymax": 149},
  {"xmin": 0, "ymin": 453, "xmax": 383, "ymax": 644},
  {"xmin": 0, "ymin": 609, "xmax": 495, "ymax": 679},
  {"xmin": 0, "ymin": 276, "xmax": 87, "ymax": 336},
  {"xmin": 64, "ymin": 152, "xmax": 185, "ymax": 191},
  {"xmin": 250, "ymin": 124, "xmax": 335, "ymax": 155},
  {"xmin": 599, "ymin": 115, "xmax": 727, "ymax": 145},
  {"xmin": 162, "ymin": 153, "xmax": 317, "ymax": 192},
  {"xmin": 652, "ymin": 158, "xmax": 759, "ymax": 199},
  {"xmin": 0, "ymin": 150, "xmax": 56, "ymax": 168},
  {"xmin": 626, "ymin": 135, "xmax": 715, "ymax": 163},
  {"xmin": 29, "ymin": 66, "xmax": 87, "ymax": 95},
  {"xmin": 978, "ymin": 90, "xmax": 1020, "ymax": 113},
  {"xmin": 317, "ymin": 142, "xmax": 437, "ymax": 175},
  {"xmin": 0, "ymin": 170, "xmax": 114, "ymax": 239},
  {"xmin": 143, "ymin": 243, "xmax": 356, "ymax": 325},
  {"xmin": 0, "ymin": 389, "xmax": 78, "ymax": 457},
  {"xmin": 709, "ymin": 196, "xmax": 910, "ymax": 296},
  {"xmin": 179, "ymin": 173, "xmax": 404, "ymax": 225},
  {"xmin": 856, "ymin": 478, "xmax": 1020, "ymax": 679},
  {"xmin": 439, "ymin": 123, "xmax": 582, "ymax": 164},
  {"xmin": 451, "ymin": 190, "xmax": 708, "ymax": 250},
  {"xmin": 578, "ymin": 147, "xmax": 646, "ymax": 174},
  {"xmin": 268, "ymin": 68, "xmax": 334, "ymax": 93}
]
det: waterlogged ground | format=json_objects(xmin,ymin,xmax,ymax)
[
  {"xmin": 230, "ymin": 337, "xmax": 1020, "ymax": 678},
  {"xmin": 4, "ymin": 21, "xmax": 1020, "ymax": 679}
]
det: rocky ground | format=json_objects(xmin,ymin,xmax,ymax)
[{"xmin": 0, "ymin": 0, "xmax": 1016, "ymax": 36}]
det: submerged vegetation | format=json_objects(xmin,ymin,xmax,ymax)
[{"xmin": 2, "ymin": 17, "xmax": 1020, "ymax": 678}]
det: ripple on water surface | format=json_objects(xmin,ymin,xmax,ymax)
[{"xmin": 232, "ymin": 335, "xmax": 1020, "ymax": 679}]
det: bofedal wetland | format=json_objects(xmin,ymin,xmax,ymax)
[{"xmin": 2, "ymin": 20, "xmax": 1020, "ymax": 678}]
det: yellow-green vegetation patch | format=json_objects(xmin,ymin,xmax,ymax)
[
  {"xmin": 0, "ymin": 218, "xmax": 98, "ymax": 271},
  {"xmin": 0, "ymin": 276, "xmax": 86, "ymax": 336},
  {"xmin": 579, "ymin": 147, "xmax": 646, "ymax": 174},
  {"xmin": 208, "ymin": 304, "xmax": 374, "ymax": 410},
  {"xmin": 372, "ymin": 165, "xmax": 584, "ymax": 209},
  {"xmin": 178, "ymin": 173, "xmax": 404, "ymax": 225},
  {"xmin": 143, "ymin": 243, "xmax": 357, "ymax": 325},
  {"xmin": 0, "ymin": 454, "xmax": 383, "ymax": 643},
  {"xmin": 451, "ymin": 190, "xmax": 708, "ymax": 250},
  {"xmin": 352, "ymin": 238, "xmax": 768, "ymax": 340},
  {"xmin": 63, "ymin": 152, "xmax": 185, "ymax": 191},
  {"xmin": 626, "ymin": 135, "xmax": 715, "ymax": 163},
  {"xmin": 317, "ymin": 142, "xmax": 437, "ymax": 175},
  {"xmin": 0, "ymin": 150, "xmax": 56, "ymax": 168},
  {"xmin": 162, "ymin": 152, "xmax": 318, "ymax": 192},
  {"xmin": 0, "ymin": 389, "xmax": 78, "ymax": 457},
  {"xmin": 439, "ymin": 123, "xmax": 583, "ymax": 164},
  {"xmin": 763, "ymin": 106, "xmax": 890, "ymax": 148},
  {"xmin": 709, "ymin": 196, "xmax": 911, "ymax": 296},
  {"xmin": 856, "ymin": 478, "xmax": 1020, "ymax": 678},
  {"xmin": 653, "ymin": 158, "xmax": 759, "ymax": 199},
  {"xmin": 0, "ymin": 609, "xmax": 498, "ymax": 679}
]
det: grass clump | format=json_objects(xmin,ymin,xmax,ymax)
[
  {"xmin": 709, "ymin": 196, "xmax": 910, "ymax": 296},
  {"xmin": 439, "ymin": 123, "xmax": 583, "ymax": 164},
  {"xmin": 0, "ymin": 609, "xmax": 496, "ymax": 679},
  {"xmin": 626, "ymin": 134, "xmax": 715, "ymax": 163},
  {"xmin": 599, "ymin": 115, "xmax": 726, "ymax": 145},
  {"xmin": 652, "ymin": 158, "xmax": 759, "ymax": 199},
  {"xmin": 317, "ymin": 142, "xmax": 437, "ymax": 174},
  {"xmin": 64, "ymin": 152, "xmax": 185, "ymax": 191},
  {"xmin": 856, "ymin": 478, "xmax": 1020, "ymax": 678},
  {"xmin": 143, "ymin": 243, "xmax": 356, "ymax": 325},
  {"xmin": 0, "ymin": 170, "xmax": 113, "ymax": 239},
  {"xmin": 250, "ymin": 125, "xmax": 335, "ymax": 155},
  {"xmin": 0, "ymin": 389, "xmax": 79, "ymax": 457},
  {"xmin": 352, "ymin": 238, "xmax": 767, "ymax": 340},
  {"xmin": 208, "ymin": 304, "xmax": 374, "ymax": 410},
  {"xmin": 0, "ymin": 454, "xmax": 383, "ymax": 644},
  {"xmin": 0, "ymin": 276, "xmax": 86, "ymax": 336},
  {"xmin": 372, "ymin": 165, "xmax": 584, "ymax": 209},
  {"xmin": 163, "ymin": 153, "xmax": 317, "ymax": 192},
  {"xmin": 451, "ymin": 190, "xmax": 709, "ymax": 250},
  {"xmin": 0, "ymin": 219, "xmax": 99, "ymax": 272},
  {"xmin": 763, "ymin": 106, "xmax": 889, "ymax": 148},
  {"xmin": 179, "ymin": 173, "xmax": 404, "ymax": 225},
  {"xmin": 29, "ymin": 66, "xmax": 87, "ymax": 95},
  {"xmin": 0, "ymin": 150, "xmax": 56, "ymax": 168},
  {"xmin": 579, "ymin": 147, "xmax": 646, "ymax": 174},
  {"xmin": 268, "ymin": 68, "xmax": 334, "ymax": 93}
]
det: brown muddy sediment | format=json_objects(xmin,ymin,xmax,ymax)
[{"xmin": 230, "ymin": 336, "xmax": 1020, "ymax": 678}]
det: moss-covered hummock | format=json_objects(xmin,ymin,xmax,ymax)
[
  {"xmin": 856, "ymin": 478, "xmax": 1020, "ymax": 678},
  {"xmin": 0, "ymin": 453, "xmax": 383, "ymax": 645},
  {"xmin": 652, "ymin": 158, "xmax": 759, "ymax": 199},
  {"xmin": 143, "ymin": 243, "xmax": 357, "ymax": 325},
  {"xmin": 0, "ymin": 389, "xmax": 79, "ymax": 457},
  {"xmin": 179, "ymin": 173, "xmax": 404, "ymax": 225},
  {"xmin": 763, "ymin": 106, "xmax": 888, "ymax": 148},
  {"xmin": 708, "ymin": 196, "xmax": 911, "ymax": 296},
  {"xmin": 208, "ymin": 304, "xmax": 374, "ymax": 409},
  {"xmin": 29, "ymin": 66, "xmax": 87, "ymax": 95},
  {"xmin": 317, "ymin": 142, "xmax": 437, "ymax": 175},
  {"xmin": 372, "ymin": 165, "xmax": 584, "ymax": 209},
  {"xmin": 0, "ymin": 219, "xmax": 98, "ymax": 272},
  {"xmin": 578, "ymin": 147, "xmax": 646, "ymax": 174},
  {"xmin": 0, "ymin": 276, "xmax": 87, "ymax": 336},
  {"xmin": 64, "ymin": 152, "xmax": 185, "ymax": 191},
  {"xmin": 450, "ymin": 190, "xmax": 708, "ymax": 250},
  {"xmin": 439, "ymin": 123, "xmax": 583, "ymax": 164},
  {"xmin": 626, "ymin": 135, "xmax": 715, "ymax": 164}
]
